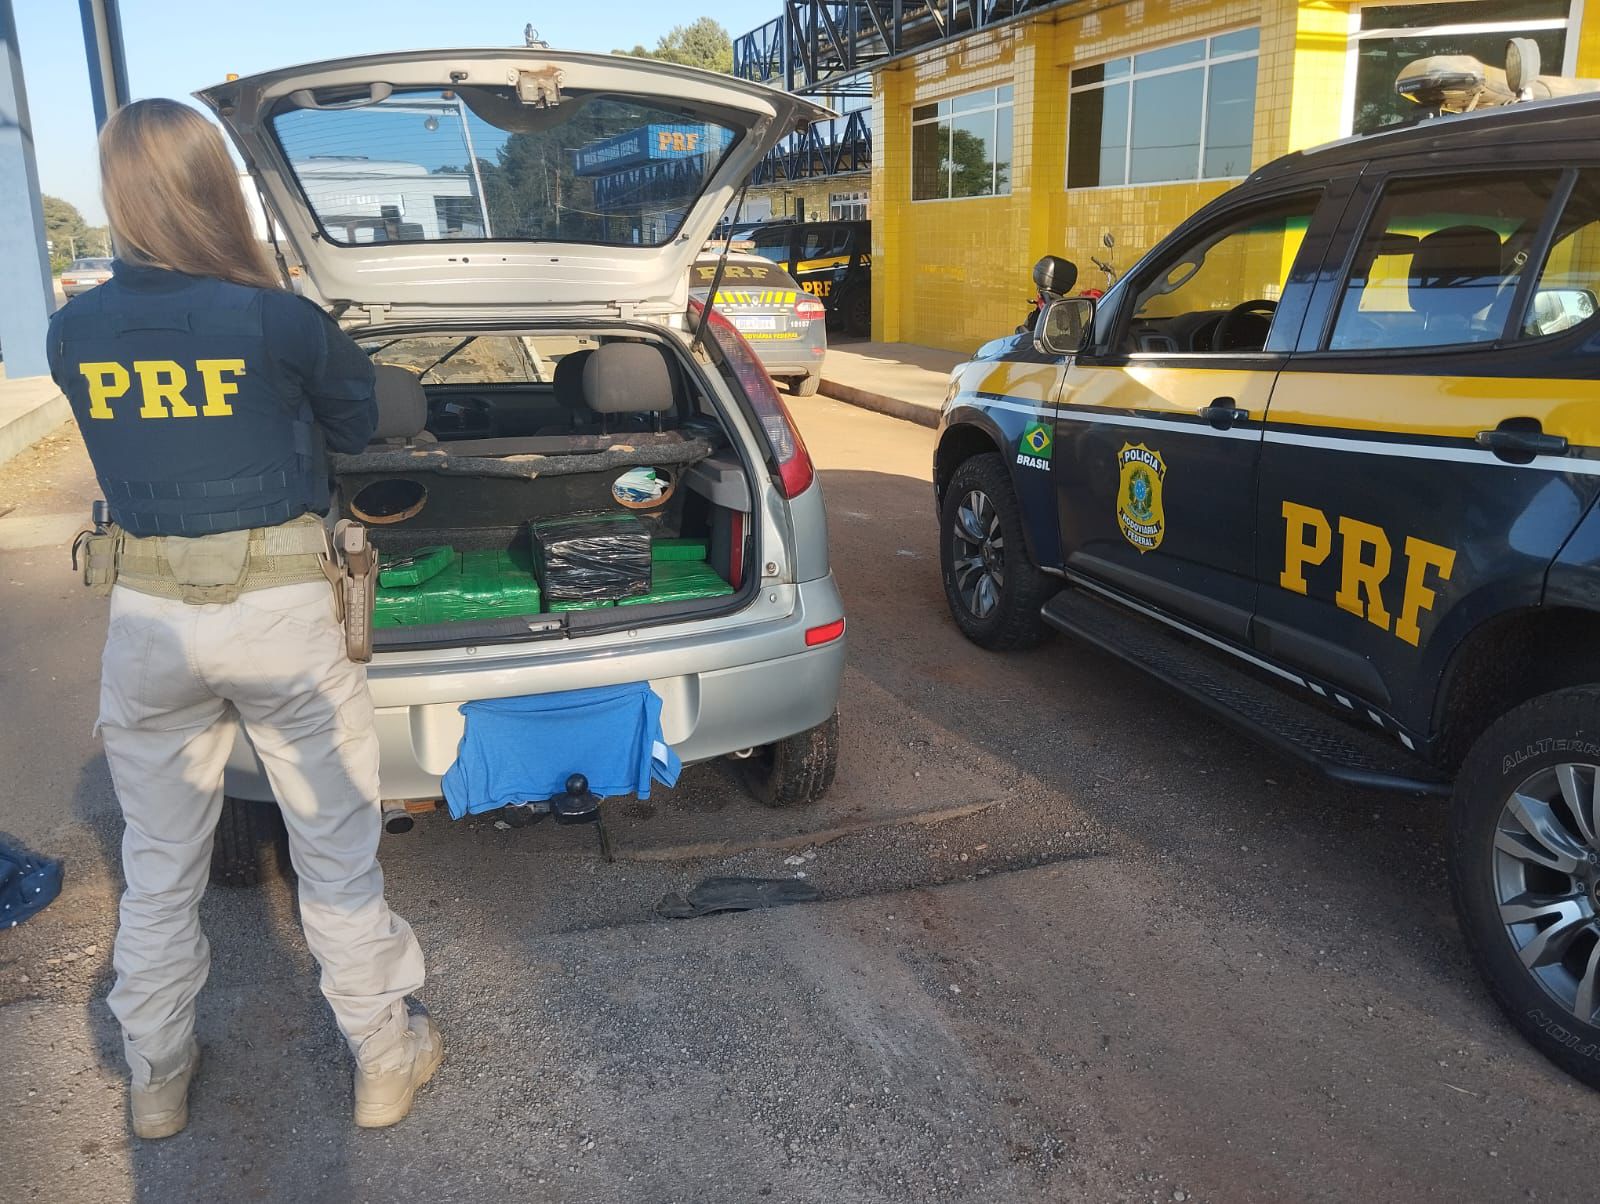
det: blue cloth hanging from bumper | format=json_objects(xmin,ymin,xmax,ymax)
[{"xmin": 441, "ymin": 683, "xmax": 682, "ymax": 819}]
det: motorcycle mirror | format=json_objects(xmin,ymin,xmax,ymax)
[
  {"xmin": 1032, "ymin": 255, "xmax": 1078, "ymax": 297},
  {"xmin": 1102, "ymin": 232, "xmax": 1115, "ymax": 250}
]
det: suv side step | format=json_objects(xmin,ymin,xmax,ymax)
[{"xmin": 1041, "ymin": 589, "xmax": 1451, "ymax": 796}]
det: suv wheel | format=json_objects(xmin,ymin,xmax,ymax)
[
  {"xmin": 843, "ymin": 290, "xmax": 870, "ymax": 337},
  {"xmin": 211, "ymin": 797, "xmax": 292, "ymax": 888},
  {"xmin": 1450, "ymin": 687, "xmax": 1600, "ymax": 1089},
  {"xmin": 744, "ymin": 712, "xmax": 839, "ymax": 806},
  {"xmin": 788, "ymin": 373, "xmax": 821, "ymax": 397},
  {"xmin": 939, "ymin": 453, "xmax": 1052, "ymax": 650}
]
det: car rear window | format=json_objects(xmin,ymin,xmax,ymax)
[
  {"xmin": 364, "ymin": 334, "xmax": 596, "ymax": 384},
  {"xmin": 271, "ymin": 89, "xmax": 738, "ymax": 249}
]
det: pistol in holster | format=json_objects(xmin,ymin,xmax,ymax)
[
  {"xmin": 70, "ymin": 500, "xmax": 119, "ymax": 597},
  {"xmin": 321, "ymin": 520, "xmax": 378, "ymax": 664}
]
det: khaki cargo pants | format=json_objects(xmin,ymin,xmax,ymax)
[{"xmin": 98, "ymin": 579, "xmax": 424, "ymax": 1089}]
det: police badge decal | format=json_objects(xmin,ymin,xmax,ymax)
[{"xmin": 1116, "ymin": 443, "xmax": 1166, "ymax": 553}]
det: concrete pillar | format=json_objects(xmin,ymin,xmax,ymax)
[{"xmin": 0, "ymin": 0, "xmax": 56, "ymax": 380}]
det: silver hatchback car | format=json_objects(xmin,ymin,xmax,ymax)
[{"xmin": 197, "ymin": 49, "xmax": 846, "ymax": 880}]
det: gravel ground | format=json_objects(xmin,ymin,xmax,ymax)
[{"xmin": 1, "ymin": 398, "xmax": 1597, "ymax": 1202}]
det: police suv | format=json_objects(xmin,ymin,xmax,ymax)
[{"xmin": 935, "ymin": 94, "xmax": 1600, "ymax": 1088}]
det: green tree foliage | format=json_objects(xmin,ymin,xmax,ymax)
[
  {"xmin": 43, "ymin": 195, "xmax": 89, "ymax": 263},
  {"xmin": 617, "ymin": 18, "xmax": 733, "ymax": 74}
]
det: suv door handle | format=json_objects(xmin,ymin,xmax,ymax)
[
  {"xmin": 1476, "ymin": 423, "xmax": 1569, "ymax": 461},
  {"xmin": 1197, "ymin": 398, "xmax": 1247, "ymax": 429}
]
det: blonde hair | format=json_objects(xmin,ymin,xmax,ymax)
[{"xmin": 100, "ymin": 99, "xmax": 281, "ymax": 290}]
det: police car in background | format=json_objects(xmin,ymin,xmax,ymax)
[
  {"xmin": 935, "ymin": 92, "xmax": 1600, "ymax": 1089},
  {"xmin": 689, "ymin": 251, "xmax": 828, "ymax": 396},
  {"xmin": 736, "ymin": 218, "xmax": 872, "ymax": 337}
]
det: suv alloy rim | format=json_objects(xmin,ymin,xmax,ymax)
[
  {"xmin": 951, "ymin": 489, "xmax": 1005, "ymax": 620},
  {"xmin": 1494, "ymin": 763, "xmax": 1600, "ymax": 1024}
]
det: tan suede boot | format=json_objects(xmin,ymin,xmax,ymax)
[
  {"xmin": 353, "ymin": 1014, "xmax": 444, "ymax": 1128},
  {"xmin": 131, "ymin": 1040, "xmax": 200, "ymax": 1140}
]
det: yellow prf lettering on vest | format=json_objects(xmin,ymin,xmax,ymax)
[
  {"xmin": 134, "ymin": 361, "xmax": 197, "ymax": 419},
  {"xmin": 1278, "ymin": 501, "xmax": 1331, "ymax": 594},
  {"xmin": 195, "ymin": 359, "xmax": 245, "ymax": 416},
  {"xmin": 1279, "ymin": 500, "xmax": 1457, "ymax": 647},
  {"xmin": 79, "ymin": 362, "xmax": 130, "ymax": 420}
]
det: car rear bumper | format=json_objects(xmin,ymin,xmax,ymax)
[{"xmin": 223, "ymin": 573, "xmax": 847, "ymax": 803}]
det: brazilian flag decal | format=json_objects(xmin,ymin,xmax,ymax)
[{"xmin": 1019, "ymin": 421, "xmax": 1053, "ymax": 460}]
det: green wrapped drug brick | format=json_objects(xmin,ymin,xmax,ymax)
[
  {"xmin": 378, "ymin": 545, "xmax": 453, "ymax": 588},
  {"xmin": 651, "ymin": 538, "xmax": 709, "ymax": 563},
  {"xmin": 617, "ymin": 559, "xmax": 733, "ymax": 607},
  {"xmin": 374, "ymin": 548, "xmax": 542, "ymax": 629},
  {"xmin": 547, "ymin": 598, "xmax": 616, "ymax": 613}
]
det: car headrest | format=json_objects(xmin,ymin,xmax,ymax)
[
  {"xmin": 371, "ymin": 364, "xmax": 429, "ymax": 441},
  {"xmin": 1411, "ymin": 225, "xmax": 1504, "ymax": 317},
  {"xmin": 552, "ymin": 349, "xmax": 594, "ymax": 410},
  {"xmin": 582, "ymin": 343, "xmax": 675, "ymax": 415}
]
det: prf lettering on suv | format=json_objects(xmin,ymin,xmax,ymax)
[{"xmin": 934, "ymin": 89, "xmax": 1600, "ymax": 1091}]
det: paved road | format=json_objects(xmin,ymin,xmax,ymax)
[{"xmin": 1, "ymin": 399, "xmax": 1597, "ymax": 1202}]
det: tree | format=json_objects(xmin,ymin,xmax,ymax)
[
  {"xmin": 618, "ymin": 18, "xmax": 733, "ymax": 74},
  {"xmin": 42, "ymin": 195, "xmax": 90, "ymax": 258}
]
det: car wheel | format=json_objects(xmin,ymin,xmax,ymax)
[
  {"xmin": 1449, "ymin": 686, "xmax": 1600, "ymax": 1089},
  {"xmin": 789, "ymin": 373, "xmax": 821, "ymax": 397},
  {"xmin": 844, "ymin": 290, "xmax": 870, "ymax": 337},
  {"xmin": 210, "ymin": 796, "xmax": 292, "ymax": 888},
  {"xmin": 939, "ymin": 453, "xmax": 1052, "ymax": 651},
  {"xmin": 745, "ymin": 712, "xmax": 839, "ymax": 806}
]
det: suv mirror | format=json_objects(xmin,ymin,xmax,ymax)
[
  {"xmin": 1032, "ymin": 255, "xmax": 1078, "ymax": 297},
  {"xmin": 1035, "ymin": 297, "xmax": 1095, "ymax": 357}
]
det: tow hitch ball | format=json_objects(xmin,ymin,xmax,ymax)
[{"xmin": 502, "ymin": 774, "xmax": 614, "ymax": 862}]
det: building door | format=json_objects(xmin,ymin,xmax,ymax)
[{"xmin": 1055, "ymin": 190, "xmax": 1331, "ymax": 641}]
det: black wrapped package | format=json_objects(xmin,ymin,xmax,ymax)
[{"xmin": 531, "ymin": 512, "xmax": 652, "ymax": 602}]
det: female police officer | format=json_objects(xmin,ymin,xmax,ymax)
[{"xmin": 46, "ymin": 99, "xmax": 440, "ymax": 1137}]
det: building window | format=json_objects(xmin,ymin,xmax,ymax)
[
  {"xmin": 1067, "ymin": 29, "xmax": 1260, "ymax": 190},
  {"xmin": 1350, "ymin": 2, "xmax": 1574, "ymax": 135},
  {"xmin": 911, "ymin": 85, "xmax": 1014, "ymax": 201},
  {"xmin": 830, "ymin": 191, "xmax": 868, "ymax": 221}
]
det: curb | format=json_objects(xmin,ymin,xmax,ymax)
[
  {"xmin": 818, "ymin": 378, "xmax": 940, "ymax": 429},
  {"xmin": 0, "ymin": 389, "xmax": 71, "ymax": 472}
]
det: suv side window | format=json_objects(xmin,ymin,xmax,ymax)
[
  {"xmin": 800, "ymin": 225, "xmax": 850, "ymax": 263},
  {"xmin": 1328, "ymin": 172, "xmax": 1562, "ymax": 351},
  {"xmin": 747, "ymin": 228, "xmax": 790, "ymax": 265},
  {"xmin": 1119, "ymin": 194, "xmax": 1321, "ymax": 355},
  {"xmin": 1523, "ymin": 172, "xmax": 1600, "ymax": 338}
]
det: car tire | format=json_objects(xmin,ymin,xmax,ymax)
[
  {"xmin": 745, "ymin": 711, "xmax": 840, "ymax": 806},
  {"xmin": 843, "ymin": 290, "xmax": 870, "ymax": 337},
  {"xmin": 210, "ymin": 796, "xmax": 292, "ymax": 888},
  {"xmin": 939, "ymin": 452, "xmax": 1053, "ymax": 651},
  {"xmin": 789, "ymin": 373, "xmax": 822, "ymax": 397},
  {"xmin": 1448, "ymin": 686, "xmax": 1600, "ymax": 1090}
]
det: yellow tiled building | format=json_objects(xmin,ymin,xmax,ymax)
[{"xmin": 743, "ymin": 0, "xmax": 1597, "ymax": 353}]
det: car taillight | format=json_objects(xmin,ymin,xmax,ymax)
[
  {"xmin": 689, "ymin": 298, "xmax": 816, "ymax": 498},
  {"xmin": 805, "ymin": 617, "xmax": 846, "ymax": 647},
  {"xmin": 793, "ymin": 297, "xmax": 827, "ymax": 322}
]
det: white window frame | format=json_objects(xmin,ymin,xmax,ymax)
[
  {"xmin": 830, "ymin": 190, "xmax": 868, "ymax": 221},
  {"xmin": 1066, "ymin": 27, "xmax": 1261, "ymax": 192},
  {"xmin": 1340, "ymin": 0, "xmax": 1581, "ymax": 137},
  {"xmin": 910, "ymin": 85, "xmax": 1015, "ymax": 203}
]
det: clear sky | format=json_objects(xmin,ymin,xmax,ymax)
[{"xmin": 13, "ymin": 0, "xmax": 772, "ymax": 225}]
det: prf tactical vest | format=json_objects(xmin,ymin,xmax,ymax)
[{"xmin": 50, "ymin": 274, "xmax": 326, "ymax": 537}]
